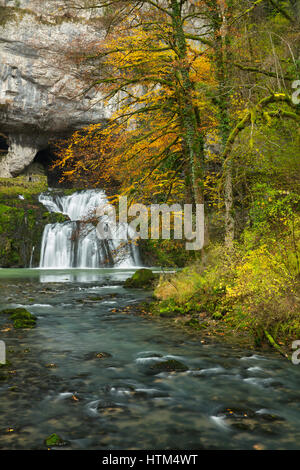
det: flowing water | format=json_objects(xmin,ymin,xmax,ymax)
[
  {"xmin": 39, "ymin": 190, "xmax": 140, "ymax": 269},
  {"xmin": 1, "ymin": 268, "xmax": 300, "ymax": 450}
]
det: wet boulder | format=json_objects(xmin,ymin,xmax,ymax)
[
  {"xmin": 148, "ymin": 359, "xmax": 188, "ymax": 374},
  {"xmin": 215, "ymin": 407, "xmax": 285, "ymax": 435}
]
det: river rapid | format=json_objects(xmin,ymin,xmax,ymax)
[{"xmin": 0, "ymin": 268, "xmax": 300, "ymax": 450}]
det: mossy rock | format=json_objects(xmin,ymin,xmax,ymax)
[
  {"xmin": 47, "ymin": 212, "xmax": 70, "ymax": 224},
  {"xmin": 45, "ymin": 433, "xmax": 68, "ymax": 447},
  {"xmin": 0, "ymin": 308, "xmax": 37, "ymax": 329},
  {"xmin": 149, "ymin": 359, "xmax": 188, "ymax": 373},
  {"xmin": 124, "ymin": 269, "xmax": 158, "ymax": 289},
  {"xmin": 13, "ymin": 318, "xmax": 36, "ymax": 329}
]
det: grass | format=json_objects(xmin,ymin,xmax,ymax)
[{"xmin": 0, "ymin": 176, "xmax": 47, "ymax": 202}]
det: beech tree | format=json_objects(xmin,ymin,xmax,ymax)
[
  {"xmin": 55, "ymin": 0, "xmax": 299, "ymax": 246},
  {"xmin": 56, "ymin": 0, "xmax": 216, "ymax": 209}
]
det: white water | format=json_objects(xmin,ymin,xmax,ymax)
[
  {"xmin": 39, "ymin": 189, "xmax": 141, "ymax": 268},
  {"xmin": 29, "ymin": 246, "xmax": 35, "ymax": 268}
]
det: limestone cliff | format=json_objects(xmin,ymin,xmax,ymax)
[{"xmin": 0, "ymin": 0, "xmax": 112, "ymax": 177}]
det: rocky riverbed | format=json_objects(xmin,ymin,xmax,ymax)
[{"xmin": 1, "ymin": 268, "xmax": 300, "ymax": 450}]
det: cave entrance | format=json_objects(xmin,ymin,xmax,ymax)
[
  {"xmin": 0, "ymin": 134, "xmax": 8, "ymax": 156},
  {"xmin": 33, "ymin": 146, "xmax": 71, "ymax": 188}
]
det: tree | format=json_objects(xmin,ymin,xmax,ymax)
[
  {"xmin": 178, "ymin": 0, "xmax": 300, "ymax": 245},
  {"xmin": 55, "ymin": 0, "xmax": 216, "ymax": 209}
]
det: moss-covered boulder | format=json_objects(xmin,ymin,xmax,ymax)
[
  {"xmin": 45, "ymin": 433, "xmax": 68, "ymax": 447},
  {"xmin": 1, "ymin": 307, "xmax": 37, "ymax": 329},
  {"xmin": 124, "ymin": 269, "xmax": 158, "ymax": 289}
]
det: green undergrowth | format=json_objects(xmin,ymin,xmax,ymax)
[
  {"xmin": 152, "ymin": 186, "xmax": 300, "ymax": 354},
  {"xmin": 139, "ymin": 238, "xmax": 196, "ymax": 267},
  {"xmin": 0, "ymin": 175, "xmax": 47, "ymax": 202}
]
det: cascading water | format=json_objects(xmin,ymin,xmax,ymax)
[
  {"xmin": 29, "ymin": 246, "xmax": 35, "ymax": 269},
  {"xmin": 38, "ymin": 189, "xmax": 141, "ymax": 268}
]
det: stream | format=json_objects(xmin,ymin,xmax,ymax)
[{"xmin": 1, "ymin": 268, "xmax": 300, "ymax": 450}]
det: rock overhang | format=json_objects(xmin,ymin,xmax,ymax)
[{"xmin": 0, "ymin": 0, "xmax": 112, "ymax": 177}]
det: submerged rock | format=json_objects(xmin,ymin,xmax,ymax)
[
  {"xmin": 84, "ymin": 352, "xmax": 112, "ymax": 361},
  {"xmin": 124, "ymin": 269, "xmax": 158, "ymax": 289},
  {"xmin": 216, "ymin": 407, "xmax": 256, "ymax": 419},
  {"xmin": 215, "ymin": 407, "xmax": 286, "ymax": 435},
  {"xmin": 148, "ymin": 359, "xmax": 188, "ymax": 374},
  {"xmin": 45, "ymin": 363, "xmax": 57, "ymax": 369},
  {"xmin": 0, "ymin": 307, "xmax": 37, "ymax": 329},
  {"xmin": 96, "ymin": 401, "xmax": 126, "ymax": 415}
]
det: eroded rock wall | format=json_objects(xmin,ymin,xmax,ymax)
[{"xmin": 0, "ymin": 0, "xmax": 112, "ymax": 177}]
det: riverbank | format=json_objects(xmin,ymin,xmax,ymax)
[
  {"xmin": 121, "ymin": 181, "xmax": 300, "ymax": 358},
  {"xmin": 123, "ymin": 243, "xmax": 300, "ymax": 360},
  {"xmin": 117, "ymin": 296, "xmax": 291, "ymax": 358}
]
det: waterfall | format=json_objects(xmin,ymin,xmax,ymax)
[
  {"xmin": 39, "ymin": 189, "xmax": 141, "ymax": 268},
  {"xmin": 29, "ymin": 246, "xmax": 35, "ymax": 268}
]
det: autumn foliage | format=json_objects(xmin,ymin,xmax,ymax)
[{"xmin": 54, "ymin": 4, "xmax": 216, "ymax": 205}]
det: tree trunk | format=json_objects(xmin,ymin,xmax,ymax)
[
  {"xmin": 210, "ymin": 0, "xmax": 235, "ymax": 248},
  {"xmin": 170, "ymin": 0, "xmax": 205, "ymax": 207}
]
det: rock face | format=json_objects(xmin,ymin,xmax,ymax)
[
  {"xmin": 0, "ymin": 0, "xmax": 112, "ymax": 177},
  {"xmin": 0, "ymin": 1, "xmax": 205, "ymax": 178},
  {"xmin": 0, "ymin": 174, "xmax": 70, "ymax": 267}
]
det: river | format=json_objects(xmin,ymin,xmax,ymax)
[{"xmin": 0, "ymin": 268, "xmax": 300, "ymax": 450}]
